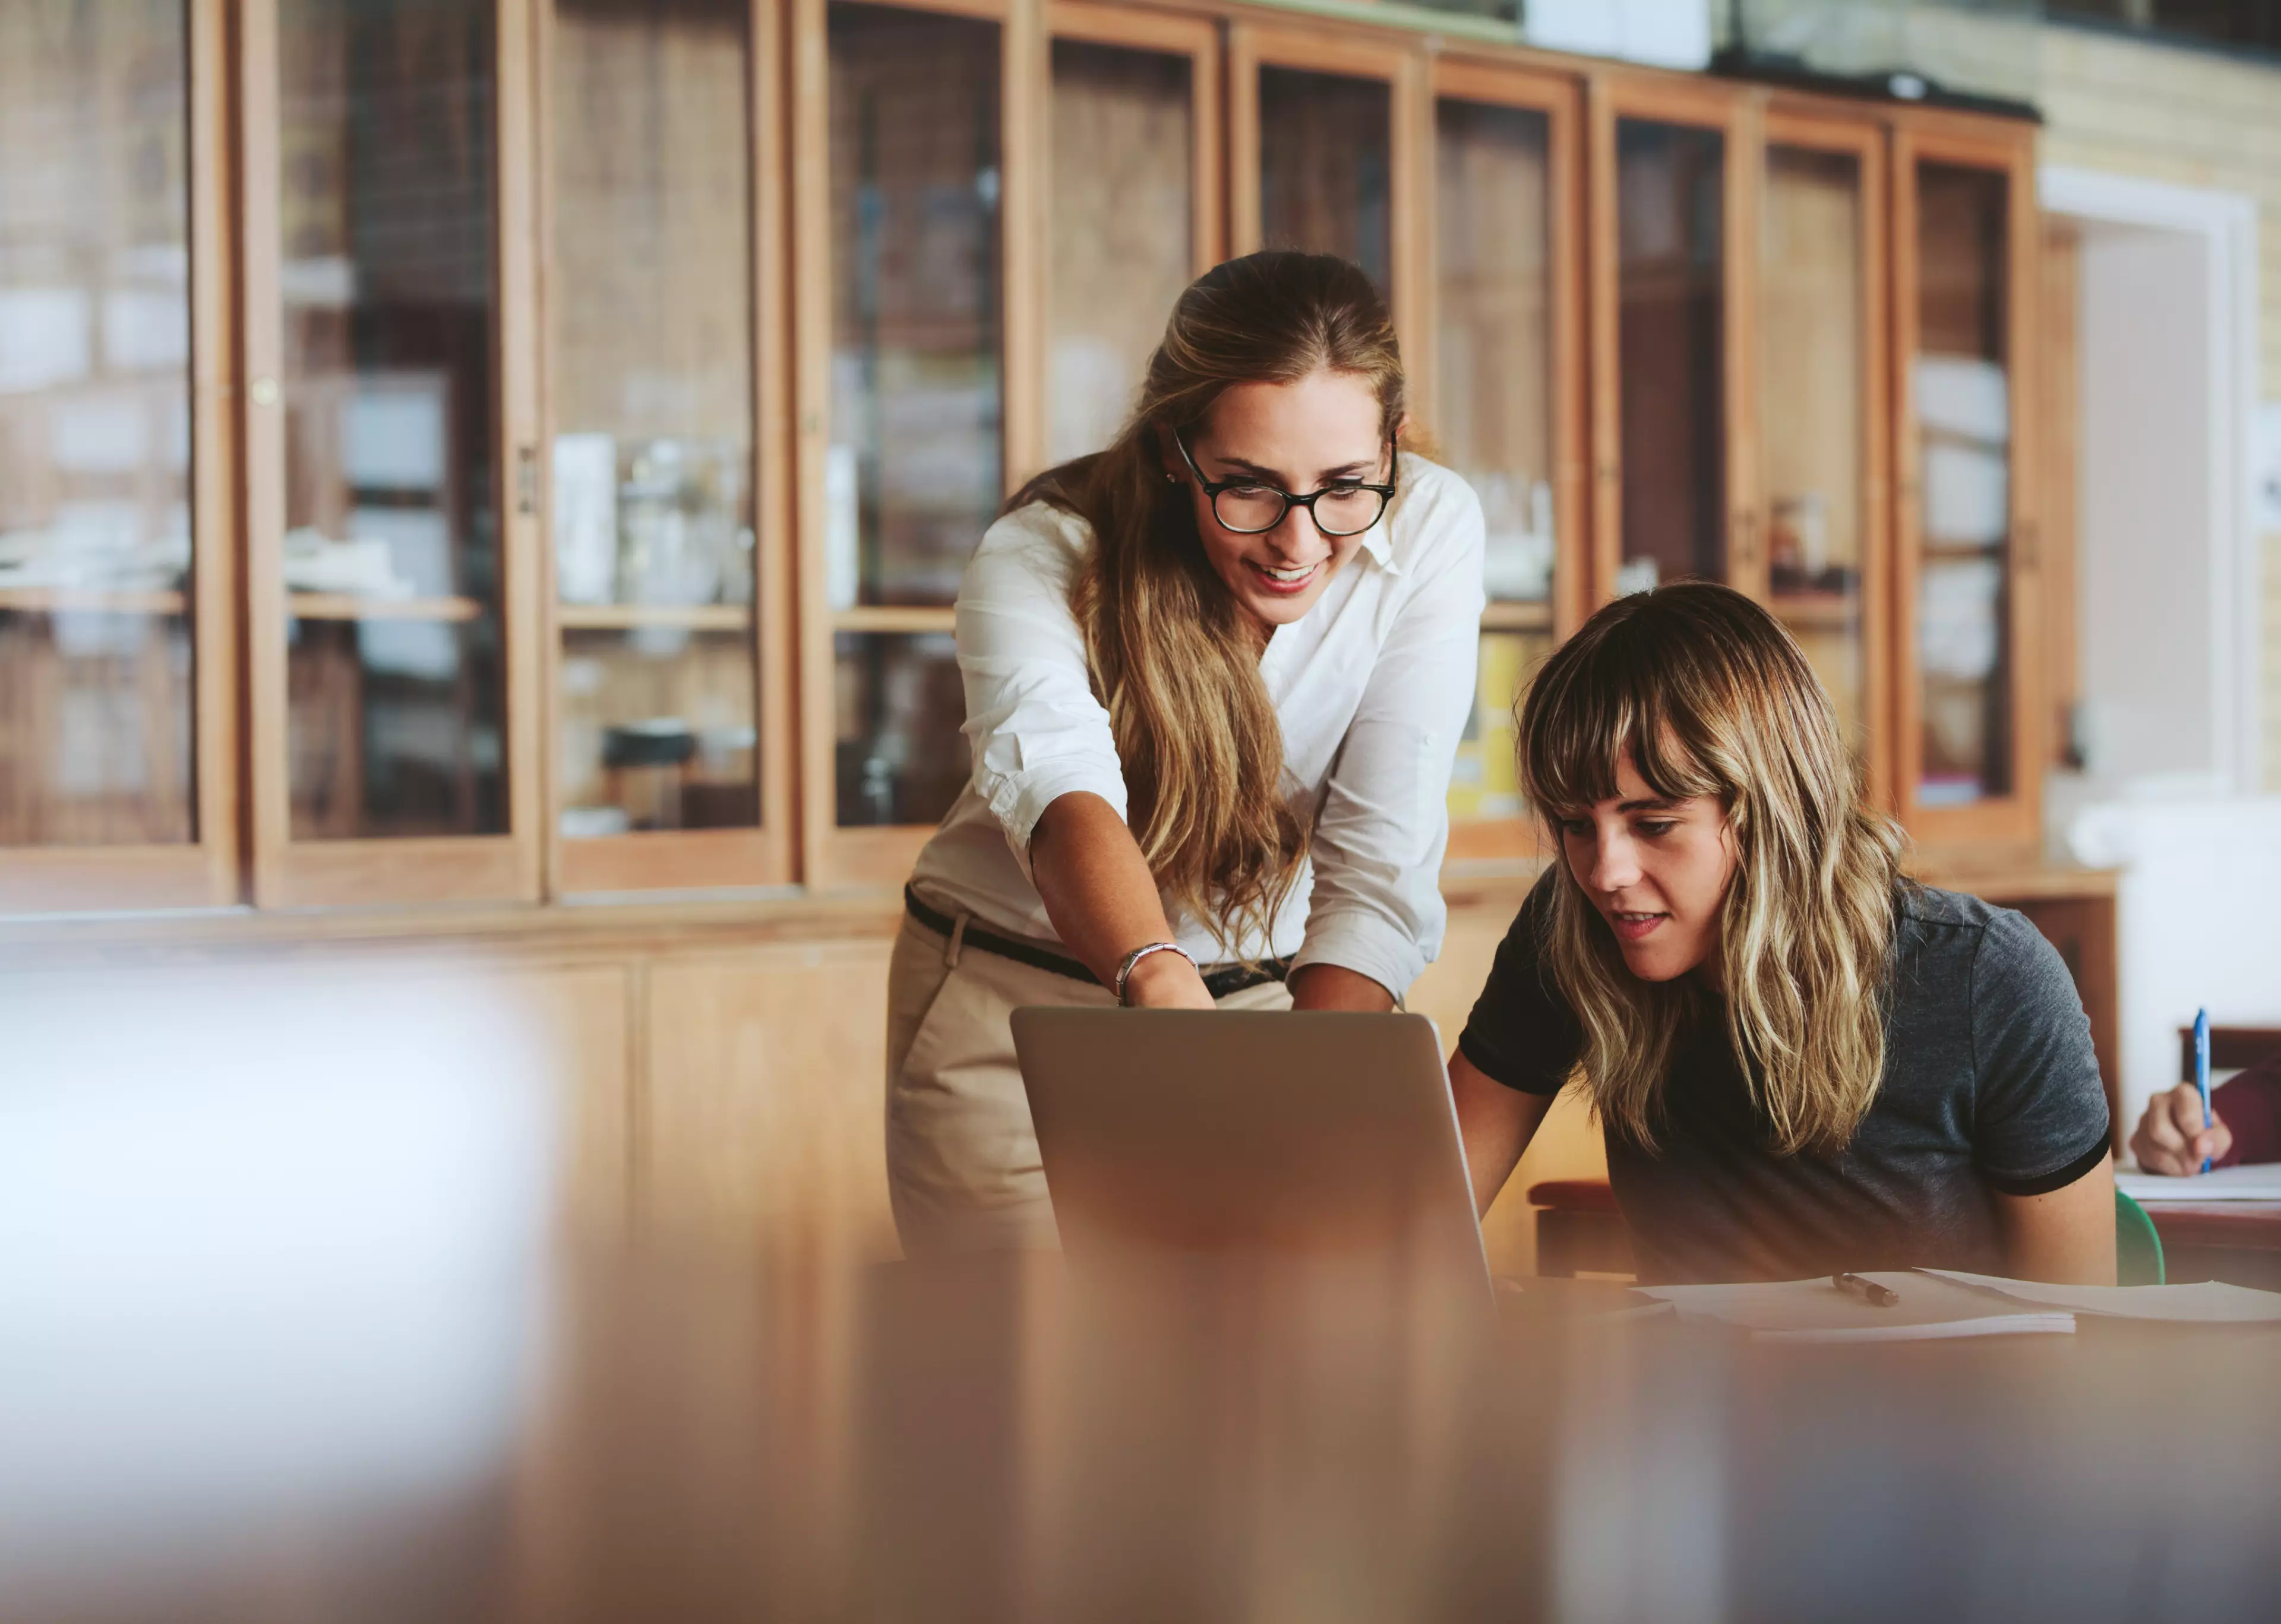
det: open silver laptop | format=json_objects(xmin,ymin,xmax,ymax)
[{"xmin": 1009, "ymin": 1009, "xmax": 1493, "ymax": 1298}]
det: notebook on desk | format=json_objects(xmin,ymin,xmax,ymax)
[
  {"xmin": 2116, "ymin": 1164, "xmax": 2281, "ymax": 1203},
  {"xmin": 1637, "ymin": 1272, "xmax": 2076, "ymax": 1343}
]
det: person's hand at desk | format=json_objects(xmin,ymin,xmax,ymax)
[
  {"xmin": 2128, "ymin": 1053, "xmax": 2281, "ymax": 1176},
  {"xmin": 2130, "ymin": 1083, "xmax": 2233, "ymax": 1176}
]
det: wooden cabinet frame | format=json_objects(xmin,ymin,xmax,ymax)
[
  {"xmin": 1585, "ymin": 71, "xmax": 1759, "ymax": 606},
  {"xmin": 0, "ymin": 0, "xmax": 242, "ymax": 915},
  {"xmin": 1891, "ymin": 119, "xmax": 2042, "ymax": 852},
  {"xmin": 789, "ymin": 0, "xmax": 1047, "ymax": 890},
  {"xmin": 238, "ymin": 0, "xmax": 545, "ymax": 908},
  {"xmin": 1426, "ymin": 57, "xmax": 1586, "ymax": 870},
  {"xmin": 1227, "ymin": 18, "xmax": 1430, "ymax": 362},
  {"xmin": 1047, "ymin": 1, "xmax": 1224, "ymax": 284},
  {"xmin": 1761, "ymin": 103, "xmax": 1895, "ymax": 810},
  {"xmin": 534, "ymin": 0, "xmax": 801, "ymax": 898}
]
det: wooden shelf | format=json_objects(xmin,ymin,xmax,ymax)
[
  {"xmin": 1770, "ymin": 593, "xmax": 1859, "ymax": 631},
  {"xmin": 558, "ymin": 602, "xmax": 753, "ymax": 632},
  {"xmin": 1480, "ymin": 600, "xmax": 1553, "ymax": 632},
  {"xmin": 0, "ymin": 586, "xmax": 189, "ymax": 616},
  {"xmin": 286, "ymin": 593, "xmax": 485, "ymax": 624},
  {"xmin": 833, "ymin": 606, "xmax": 956, "ymax": 635}
]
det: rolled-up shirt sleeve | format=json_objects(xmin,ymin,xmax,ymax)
[
  {"xmin": 956, "ymin": 505, "xmax": 1129, "ymax": 880},
  {"xmin": 1288, "ymin": 475, "xmax": 1486, "ymax": 997}
]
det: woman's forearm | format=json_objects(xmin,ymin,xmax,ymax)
[{"xmin": 1029, "ymin": 792, "xmax": 1213, "ymax": 1007}]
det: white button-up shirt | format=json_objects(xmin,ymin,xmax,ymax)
[{"xmin": 908, "ymin": 452, "xmax": 1486, "ymax": 996}]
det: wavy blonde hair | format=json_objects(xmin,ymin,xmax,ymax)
[
  {"xmin": 1519, "ymin": 583, "xmax": 1907, "ymax": 1155},
  {"xmin": 1009, "ymin": 252, "xmax": 1408, "ymax": 953}
]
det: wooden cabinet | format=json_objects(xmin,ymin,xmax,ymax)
[
  {"xmin": 0, "ymin": 0, "xmax": 239, "ymax": 914},
  {"xmin": 0, "ymin": 2, "xmax": 2073, "ymax": 912},
  {"xmin": 1893, "ymin": 120, "xmax": 2043, "ymax": 855},
  {"xmin": 1759, "ymin": 109, "xmax": 1890, "ymax": 791}
]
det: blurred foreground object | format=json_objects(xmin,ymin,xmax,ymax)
[
  {"xmin": 0, "ymin": 962, "xmax": 558, "ymax": 1617},
  {"xmin": 9, "ymin": 1213, "xmax": 2281, "ymax": 1621}
]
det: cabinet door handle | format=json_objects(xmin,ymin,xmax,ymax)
[{"xmin": 517, "ymin": 444, "xmax": 539, "ymax": 516}]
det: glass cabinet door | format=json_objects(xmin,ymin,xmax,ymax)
[
  {"xmin": 269, "ymin": 0, "xmax": 510, "ymax": 843},
  {"xmin": 1900, "ymin": 140, "xmax": 2032, "ymax": 837},
  {"xmin": 1760, "ymin": 128, "xmax": 1883, "ymax": 775},
  {"xmin": 0, "ymin": 1, "xmax": 202, "ymax": 877},
  {"xmin": 825, "ymin": 2, "xmax": 1002, "ymax": 838},
  {"xmin": 1045, "ymin": 26, "xmax": 1206, "ymax": 465},
  {"xmin": 1610, "ymin": 114, "xmax": 1729, "ymax": 596},
  {"xmin": 1258, "ymin": 66, "xmax": 1392, "ymax": 295},
  {"xmin": 548, "ymin": 0, "xmax": 769, "ymax": 884},
  {"xmin": 1433, "ymin": 87, "xmax": 1561, "ymax": 841}
]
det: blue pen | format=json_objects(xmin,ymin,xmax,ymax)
[{"xmin": 2194, "ymin": 1007, "xmax": 2212, "ymax": 1175}]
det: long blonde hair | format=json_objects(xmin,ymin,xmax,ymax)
[
  {"xmin": 1010, "ymin": 252, "xmax": 1408, "ymax": 952},
  {"xmin": 1519, "ymin": 583, "xmax": 1907, "ymax": 1155}
]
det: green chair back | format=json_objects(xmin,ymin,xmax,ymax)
[{"xmin": 2115, "ymin": 1187, "xmax": 2165, "ymax": 1287}]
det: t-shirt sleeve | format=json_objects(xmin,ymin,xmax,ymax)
[
  {"xmin": 1455, "ymin": 870, "xmax": 1586, "ymax": 1096},
  {"xmin": 1970, "ymin": 908, "xmax": 2113, "ymax": 1196}
]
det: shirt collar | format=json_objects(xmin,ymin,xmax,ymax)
[{"xmin": 1356, "ymin": 453, "xmax": 1407, "ymax": 574}]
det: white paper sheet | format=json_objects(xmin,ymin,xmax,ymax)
[
  {"xmin": 2117, "ymin": 1163, "xmax": 2281, "ymax": 1202},
  {"xmin": 1920, "ymin": 1269, "xmax": 2281, "ymax": 1325},
  {"xmin": 1636, "ymin": 1272, "xmax": 2075, "ymax": 1343}
]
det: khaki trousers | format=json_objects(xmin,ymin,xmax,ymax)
[{"xmin": 883, "ymin": 912, "xmax": 1293, "ymax": 1258}]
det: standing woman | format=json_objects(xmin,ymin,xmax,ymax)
[
  {"xmin": 888, "ymin": 251, "xmax": 1485, "ymax": 1257},
  {"xmin": 1451, "ymin": 583, "xmax": 2116, "ymax": 1285}
]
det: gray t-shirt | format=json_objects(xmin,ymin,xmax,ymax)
[{"xmin": 1458, "ymin": 879, "xmax": 2112, "ymax": 1284}]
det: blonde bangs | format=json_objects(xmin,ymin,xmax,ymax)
[{"xmin": 1519, "ymin": 637, "xmax": 1721, "ymax": 819}]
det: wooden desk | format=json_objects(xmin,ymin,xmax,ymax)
[{"xmin": 2145, "ymin": 1202, "xmax": 2281, "ymax": 1291}]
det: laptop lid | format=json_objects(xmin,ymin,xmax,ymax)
[{"xmin": 1009, "ymin": 1008, "xmax": 1491, "ymax": 1294}]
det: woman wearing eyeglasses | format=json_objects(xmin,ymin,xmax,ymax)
[{"xmin": 887, "ymin": 250, "xmax": 1484, "ymax": 1257}]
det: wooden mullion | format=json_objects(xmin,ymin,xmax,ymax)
[
  {"xmin": 756, "ymin": 0, "xmax": 798, "ymax": 883},
  {"xmin": 1584, "ymin": 73, "xmax": 1620, "ymax": 608},
  {"xmin": 1192, "ymin": 12, "xmax": 1224, "ymax": 270},
  {"xmin": 499, "ymin": 0, "xmax": 544, "ymax": 902},
  {"xmin": 188, "ymin": 0, "xmax": 242, "ymax": 905},
  {"xmin": 1862, "ymin": 125, "xmax": 1894, "ymax": 814},
  {"xmin": 789, "ymin": 0, "xmax": 836, "ymax": 886},
  {"xmin": 1549, "ymin": 72, "xmax": 1589, "ymax": 640},
  {"xmin": 2005, "ymin": 134, "xmax": 2044, "ymax": 839},
  {"xmin": 238, "ymin": 0, "xmax": 290, "ymax": 908},
  {"xmin": 1003, "ymin": 0, "xmax": 1048, "ymax": 491},
  {"xmin": 1225, "ymin": 21, "xmax": 1261, "ymax": 257},
  {"xmin": 1388, "ymin": 46, "xmax": 1429, "ymax": 383},
  {"xmin": 534, "ymin": 0, "xmax": 563, "ymax": 898},
  {"xmin": 1890, "ymin": 125, "xmax": 1928, "ymax": 833},
  {"xmin": 1726, "ymin": 90, "xmax": 1765, "ymax": 602}
]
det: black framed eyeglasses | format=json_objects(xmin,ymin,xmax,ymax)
[{"xmin": 1171, "ymin": 429, "xmax": 1398, "ymax": 538}]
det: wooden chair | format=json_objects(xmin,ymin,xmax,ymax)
[
  {"xmin": 2178, "ymin": 1025, "xmax": 2281, "ymax": 1082},
  {"xmin": 1528, "ymin": 1180, "xmax": 1632, "ymax": 1279}
]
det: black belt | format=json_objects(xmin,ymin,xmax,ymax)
[{"xmin": 903, "ymin": 886, "xmax": 1288, "ymax": 1000}]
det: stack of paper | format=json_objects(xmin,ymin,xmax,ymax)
[
  {"xmin": 2115, "ymin": 1164, "xmax": 2281, "ymax": 1203},
  {"xmin": 1921, "ymin": 1270, "xmax": 2281, "ymax": 1324},
  {"xmin": 1636, "ymin": 1272, "xmax": 2075, "ymax": 1344}
]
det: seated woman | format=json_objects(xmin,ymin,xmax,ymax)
[
  {"xmin": 1449, "ymin": 582, "xmax": 2116, "ymax": 1285},
  {"xmin": 2131, "ymin": 1062, "xmax": 2281, "ymax": 1175}
]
